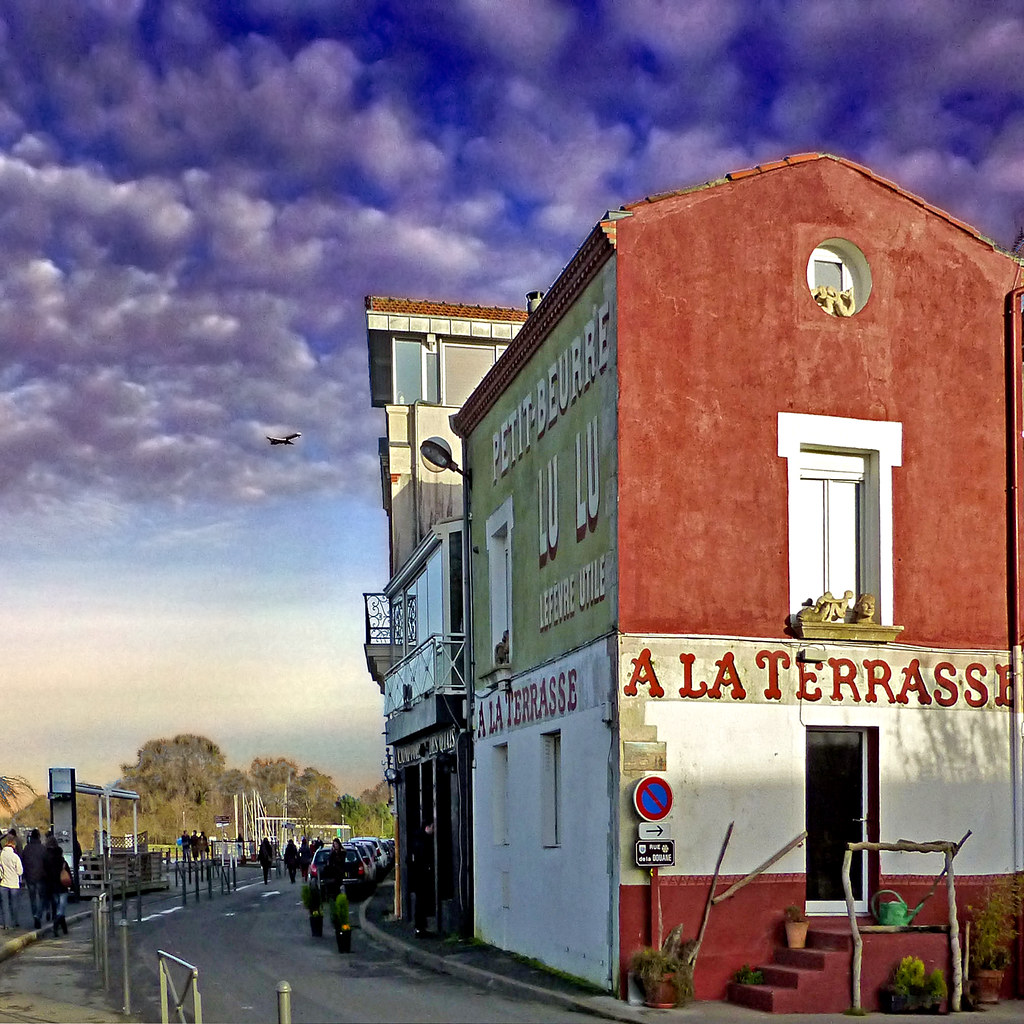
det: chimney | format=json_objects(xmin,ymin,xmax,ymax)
[{"xmin": 526, "ymin": 290, "xmax": 545, "ymax": 314}]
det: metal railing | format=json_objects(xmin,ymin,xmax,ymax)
[
  {"xmin": 158, "ymin": 950, "xmax": 203, "ymax": 1023},
  {"xmin": 383, "ymin": 633, "xmax": 466, "ymax": 716},
  {"xmin": 362, "ymin": 592, "xmax": 391, "ymax": 645}
]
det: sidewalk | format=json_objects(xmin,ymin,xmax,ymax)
[
  {"xmin": 359, "ymin": 880, "xmax": 1024, "ymax": 1022},
  {"xmin": 0, "ymin": 905, "xmax": 129, "ymax": 1023}
]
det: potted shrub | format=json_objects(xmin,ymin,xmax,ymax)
[
  {"xmin": 879, "ymin": 956, "xmax": 946, "ymax": 1013},
  {"xmin": 968, "ymin": 879, "xmax": 1022, "ymax": 1003},
  {"xmin": 629, "ymin": 947, "xmax": 683, "ymax": 1008},
  {"xmin": 301, "ymin": 883, "xmax": 323, "ymax": 937},
  {"xmin": 331, "ymin": 891, "xmax": 352, "ymax": 953},
  {"xmin": 783, "ymin": 904, "xmax": 808, "ymax": 949}
]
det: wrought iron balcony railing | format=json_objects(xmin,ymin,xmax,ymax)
[{"xmin": 383, "ymin": 633, "xmax": 466, "ymax": 717}]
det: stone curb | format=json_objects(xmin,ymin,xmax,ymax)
[
  {"xmin": 0, "ymin": 910, "xmax": 92, "ymax": 965},
  {"xmin": 356, "ymin": 897, "xmax": 645, "ymax": 1023}
]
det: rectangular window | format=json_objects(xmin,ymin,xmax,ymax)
[
  {"xmin": 541, "ymin": 731, "xmax": 561, "ymax": 847},
  {"xmin": 393, "ymin": 338, "xmax": 439, "ymax": 405},
  {"xmin": 443, "ymin": 343, "xmax": 496, "ymax": 407},
  {"xmin": 486, "ymin": 497, "xmax": 514, "ymax": 664},
  {"xmin": 779, "ymin": 414, "xmax": 901, "ymax": 623},
  {"xmin": 792, "ymin": 450, "xmax": 868, "ymax": 611},
  {"xmin": 492, "ymin": 744, "xmax": 509, "ymax": 845}
]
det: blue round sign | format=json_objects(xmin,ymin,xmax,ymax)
[{"xmin": 633, "ymin": 775, "xmax": 673, "ymax": 822}]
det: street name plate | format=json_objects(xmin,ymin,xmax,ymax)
[
  {"xmin": 635, "ymin": 839, "xmax": 675, "ymax": 867},
  {"xmin": 638, "ymin": 823, "xmax": 673, "ymax": 841}
]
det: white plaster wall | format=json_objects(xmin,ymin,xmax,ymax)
[
  {"xmin": 630, "ymin": 695, "xmax": 1015, "ymax": 885},
  {"xmin": 473, "ymin": 650, "xmax": 617, "ymax": 988}
]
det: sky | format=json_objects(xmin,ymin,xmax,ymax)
[{"xmin": 2, "ymin": 0, "xmax": 1024, "ymax": 806}]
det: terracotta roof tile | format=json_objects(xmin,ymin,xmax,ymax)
[{"xmin": 365, "ymin": 295, "xmax": 528, "ymax": 323}]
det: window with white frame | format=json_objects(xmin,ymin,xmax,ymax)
[
  {"xmin": 492, "ymin": 743, "xmax": 509, "ymax": 845},
  {"xmin": 541, "ymin": 731, "xmax": 561, "ymax": 847},
  {"xmin": 779, "ymin": 414, "xmax": 902, "ymax": 623},
  {"xmin": 393, "ymin": 337, "xmax": 439, "ymax": 404},
  {"xmin": 486, "ymin": 496, "xmax": 514, "ymax": 664}
]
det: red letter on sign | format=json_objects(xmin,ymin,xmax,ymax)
[
  {"xmin": 624, "ymin": 648, "xmax": 664, "ymax": 697},
  {"xmin": 756, "ymin": 649, "xmax": 790, "ymax": 701},
  {"xmin": 897, "ymin": 660, "xmax": 932, "ymax": 706},
  {"xmin": 678, "ymin": 653, "xmax": 707, "ymax": 699},
  {"xmin": 828, "ymin": 658, "xmax": 860, "ymax": 702},
  {"xmin": 863, "ymin": 660, "xmax": 897, "ymax": 705},
  {"xmin": 707, "ymin": 652, "xmax": 746, "ymax": 700},
  {"xmin": 932, "ymin": 662, "xmax": 959, "ymax": 708}
]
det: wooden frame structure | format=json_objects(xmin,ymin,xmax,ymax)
[{"xmin": 842, "ymin": 836, "xmax": 968, "ymax": 1012}]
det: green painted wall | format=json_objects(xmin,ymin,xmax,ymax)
[{"xmin": 467, "ymin": 259, "xmax": 618, "ymax": 678}]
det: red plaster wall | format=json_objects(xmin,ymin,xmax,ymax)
[
  {"xmin": 615, "ymin": 158, "xmax": 1021, "ymax": 649},
  {"xmin": 620, "ymin": 875, "xmax": 1008, "ymax": 1006}
]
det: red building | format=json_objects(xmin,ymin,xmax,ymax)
[{"xmin": 457, "ymin": 153, "xmax": 1024, "ymax": 1011}]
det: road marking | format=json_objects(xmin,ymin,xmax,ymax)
[{"xmin": 260, "ymin": 891, "xmax": 281, "ymax": 899}]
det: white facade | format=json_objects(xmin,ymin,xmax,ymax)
[
  {"xmin": 473, "ymin": 637, "xmax": 618, "ymax": 987},
  {"xmin": 619, "ymin": 636, "xmax": 1016, "ymax": 894}
]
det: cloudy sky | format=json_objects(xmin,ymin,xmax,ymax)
[{"xmin": 2, "ymin": 0, "xmax": 1023, "ymax": 805}]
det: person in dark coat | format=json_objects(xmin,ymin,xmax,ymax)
[
  {"xmin": 298, "ymin": 837, "xmax": 311, "ymax": 881},
  {"xmin": 21, "ymin": 830, "xmax": 47, "ymax": 929},
  {"xmin": 283, "ymin": 839, "xmax": 298, "ymax": 883},
  {"xmin": 257, "ymin": 837, "xmax": 273, "ymax": 884},
  {"xmin": 409, "ymin": 820, "xmax": 435, "ymax": 937},
  {"xmin": 42, "ymin": 833, "xmax": 70, "ymax": 937},
  {"xmin": 319, "ymin": 838, "xmax": 345, "ymax": 907}
]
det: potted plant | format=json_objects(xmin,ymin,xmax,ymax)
[
  {"xmin": 301, "ymin": 883, "xmax": 323, "ymax": 937},
  {"xmin": 879, "ymin": 956, "xmax": 946, "ymax": 1013},
  {"xmin": 331, "ymin": 891, "xmax": 352, "ymax": 953},
  {"xmin": 968, "ymin": 879, "xmax": 1022, "ymax": 1003},
  {"xmin": 629, "ymin": 947, "xmax": 684, "ymax": 1008},
  {"xmin": 783, "ymin": 904, "xmax": 808, "ymax": 949}
]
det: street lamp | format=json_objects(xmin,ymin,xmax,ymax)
[{"xmin": 420, "ymin": 438, "xmax": 468, "ymax": 480}]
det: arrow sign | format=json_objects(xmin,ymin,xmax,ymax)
[
  {"xmin": 633, "ymin": 775, "xmax": 673, "ymax": 822},
  {"xmin": 639, "ymin": 822, "xmax": 672, "ymax": 840}
]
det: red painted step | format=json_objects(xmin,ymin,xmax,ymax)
[{"xmin": 725, "ymin": 924, "xmax": 855, "ymax": 1014}]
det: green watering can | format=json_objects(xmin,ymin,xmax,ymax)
[{"xmin": 871, "ymin": 889, "xmax": 926, "ymax": 926}]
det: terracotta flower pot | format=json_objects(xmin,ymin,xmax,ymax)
[
  {"xmin": 785, "ymin": 920, "xmax": 808, "ymax": 949},
  {"xmin": 644, "ymin": 973, "xmax": 677, "ymax": 1009},
  {"xmin": 973, "ymin": 968, "xmax": 1003, "ymax": 1004}
]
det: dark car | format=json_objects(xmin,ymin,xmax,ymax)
[{"xmin": 309, "ymin": 844, "xmax": 373, "ymax": 900}]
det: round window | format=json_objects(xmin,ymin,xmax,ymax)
[{"xmin": 806, "ymin": 238, "xmax": 872, "ymax": 317}]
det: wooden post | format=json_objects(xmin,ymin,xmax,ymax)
[
  {"xmin": 946, "ymin": 849, "xmax": 961, "ymax": 1011},
  {"xmin": 842, "ymin": 848, "xmax": 862, "ymax": 1012}
]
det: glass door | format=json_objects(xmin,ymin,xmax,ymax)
[{"xmin": 805, "ymin": 729, "xmax": 867, "ymax": 914}]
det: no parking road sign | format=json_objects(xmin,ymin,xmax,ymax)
[{"xmin": 633, "ymin": 775, "xmax": 673, "ymax": 822}]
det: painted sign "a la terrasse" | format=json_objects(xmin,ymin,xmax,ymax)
[{"xmin": 620, "ymin": 637, "xmax": 1012, "ymax": 711}]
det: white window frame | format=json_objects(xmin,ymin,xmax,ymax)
[
  {"xmin": 486, "ymin": 496, "xmax": 514, "ymax": 663},
  {"xmin": 779, "ymin": 413, "xmax": 902, "ymax": 624},
  {"xmin": 541, "ymin": 730, "xmax": 561, "ymax": 848},
  {"xmin": 493, "ymin": 743, "xmax": 509, "ymax": 846}
]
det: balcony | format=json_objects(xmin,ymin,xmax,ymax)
[
  {"xmin": 363, "ymin": 592, "xmax": 398, "ymax": 692},
  {"xmin": 383, "ymin": 633, "xmax": 466, "ymax": 717}
]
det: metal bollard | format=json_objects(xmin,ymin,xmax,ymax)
[
  {"xmin": 100, "ymin": 896, "xmax": 110, "ymax": 991},
  {"xmin": 277, "ymin": 981, "xmax": 292, "ymax": 1024},
  {"xmin": 119, "ymin": 919, "xmax": 131, "ymax": 1015},
  {"xmin": 207, "ymin": 862, "xmax": 213, "ymax": 899},
  {"xmin": 92, "ymin": 897, "xmax": 101, "ymax": 971}
]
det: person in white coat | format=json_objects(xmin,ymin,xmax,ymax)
[{"xmin": 0, "ymin": 835, "xmax": 23, "ymax": 929}]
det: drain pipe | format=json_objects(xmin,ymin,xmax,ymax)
[{"xmin": 1006, "ymin": 284, "xmax": 1024, "ymax": 995}]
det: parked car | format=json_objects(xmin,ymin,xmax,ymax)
[
  {"xmin": 347, "ymin": 840, "xmax": 377, "ymax": 884},
  {"xmin": 352, "ymin": 836, "xmax": 389, "ymax": 876},
  {"xmin": 309, "ymin": 843, "xmax": 374, "ymax": 900}
]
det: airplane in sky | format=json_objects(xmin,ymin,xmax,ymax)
[{"xmin": 267, "ymin": 432, "xmax": 301, "ymax": 445}]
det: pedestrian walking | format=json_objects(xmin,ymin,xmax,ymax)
[
  {"xmin": 298, "ymin": 837, "xmax": 311, "ymax": 881},
  {"xmin": 21, "ymin": 829, "xmax": 47, "ymax": 929},
  {"xmin": 43, "ymin": 833, "xmax": 71, "ymax": 937},
  {"xmin": 283, "ymin": 839, "xmax": 298, "ymax": 883},
  {"xmin": 0, "ymin": 834, "xmax": 23, "ymax": 929},
  {"xmin": 198, "ymin": 832, "xmax": 209, "ymax": 860},
  {"xmin": 257, "ymin": 837, "xmax": 273, "ymax": 884},
  {"xmin": 409, "ymin": 819, "xmax": 435, "ymax": 937}
]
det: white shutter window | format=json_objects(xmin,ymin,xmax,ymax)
[{"xmin": 443, "ymin": 343, "xmax": 495, "ymax": 407}]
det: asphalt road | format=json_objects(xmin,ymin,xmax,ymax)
[{"xmin": 123, "ymin": 873, "xmax": 596, "ymax": 1023}]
